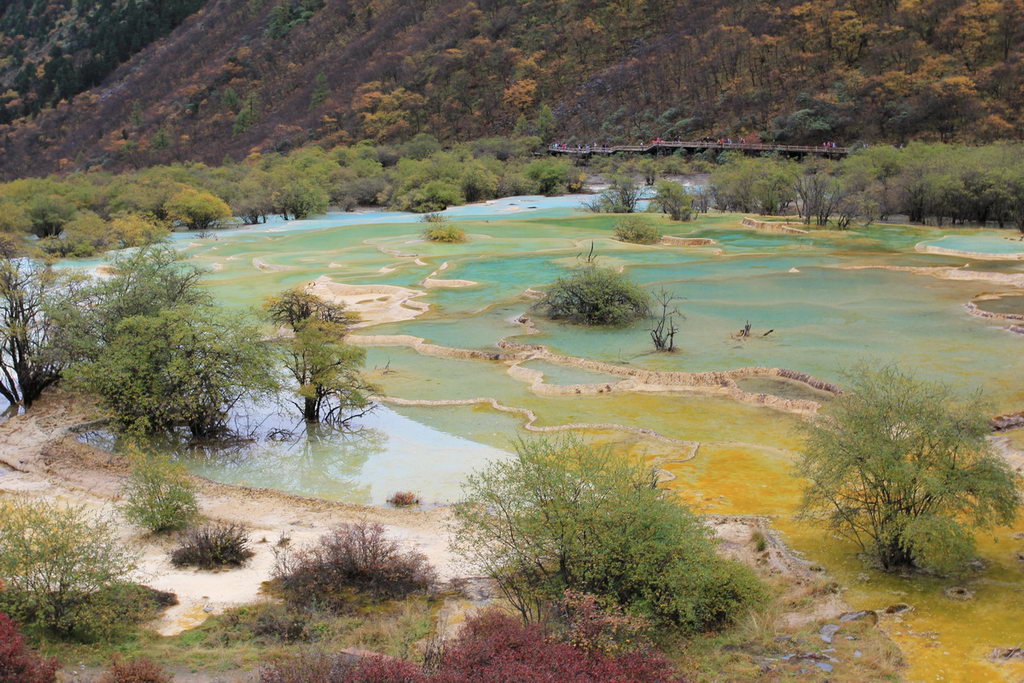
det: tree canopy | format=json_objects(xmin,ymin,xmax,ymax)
[
  {"xmin": 452, "ymin": 436, "xmax": 765, "ymax": 629},
  {"xmin": 69, "ymin": 307, "xmax": 277, "ymax": 438},
  {"xmin": 798, "ymin": 366, "xmax": 1021, "ymax": 574},
  {"xmin": 265, "ymin": 287, "xmax": 371, "ymax": 424}
]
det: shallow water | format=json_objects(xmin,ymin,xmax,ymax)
[
  {"xmin": 78, "ymin": 200, "xmax": 1024, "ymax": 680},
  {"xmin": 921, "ymin": 232, "xmax": 1024, "ymax": 256}
]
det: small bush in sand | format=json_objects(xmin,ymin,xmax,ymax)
[
  {"xmin": 272, "ymin": 522, "xmax": 435, "ymax": 610},
  {"xmin": 97, "ymin": 657, "xmax": 172, "ymax": 683},
  {"xmin": 387, "ymin": 491, "xmax": 420, "ymax": 507},
  {"xmin": 421, "ymin": 222, "xmax": 467, "ymax": 243},
  {"xmin": 0, "ymin": 612, "xmax": 59, "ymax": 683},
  {"xmin": 170, "ymin": 523, "xmax": 254, "ymax": 570},
  {"xmin": 120, "ymin": 453, "xmax": 199, "ymax": 533},
  {"xmin": 613, "ymin": 217, "xmax": 662, "ymax": 244}
]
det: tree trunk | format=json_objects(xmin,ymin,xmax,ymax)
[{"xmin": 303, "ymin": 395, "xmax": 320, "ymax": 423}]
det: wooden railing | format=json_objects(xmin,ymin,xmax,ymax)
[{"xmin": 548, "ymin": 141, "xmax": 850, "ymax": 156}]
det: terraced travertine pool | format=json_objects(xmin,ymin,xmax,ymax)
[{"xmin": 79, "ymin": 197, "xmax": 1024, "ymax": 680}]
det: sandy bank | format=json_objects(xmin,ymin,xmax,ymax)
[
  {"xmin": 252, "ymin": 257, "xmax": 294, "ymax": 272},
  {"xmin": 0, "ymin": 394, "xmax": 456, "ymax": 637},
  {"xmin": 306, "ymin": 276, "xmax": 429, "ymax": 326},
  {"xmin": 964, "ymin": 298, "xmax": 1024, "ymax": 322}
]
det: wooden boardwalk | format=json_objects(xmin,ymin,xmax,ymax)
[{"xmin": 548, "ymin": 140, "xmax": 850, "ymax": 158}]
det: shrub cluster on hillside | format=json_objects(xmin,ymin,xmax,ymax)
[
  {"xmin": 712, "ymin": 143, "xmax": 1024, "ymax": 229},
  {"xmin": 0, "ymin": 137, "xmax": 585, "ymax": 256}
]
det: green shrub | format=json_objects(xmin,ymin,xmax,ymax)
[
  {"xmin": 421, "ymin": 223, "xmax": 467, "ymax": 243},
  {"xmin": 613, "ymin": 217, "xmax": 662, "ymax": 244},
  {"xmin": 452, "ymin": 436, "xmax": 766, "ymax": 630},
  {"xmin": 170, "ymin": 523, "xmax": 254, "ymax": 569},
  {"xmin": 120, "ymin": 453, "xmax": 199, "ymax": 533},
  {"xmin": 0, "ymin": 500, "xmax": 141, "ymax": 639},
  {"xmin": 534, "ymin": 266, "xmax": 650, "ymax": 326},
  {"xmin": 68, "ymin": 307, "xmax": 279, "ymax": 438}
]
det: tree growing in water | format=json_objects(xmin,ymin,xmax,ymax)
[
  {"xmin": 649, "ymin": 288, "xmax": 682, "ymax": 352},
  {"xmin": 0, "ymin": 251, "xmax": 89, "ymax": 407},
  {"xmin": 798, "ymin": 366, "xmax": 1021, "ymax": 574},
  {"xmin": 265, "ymin": 288, "xmax": 373, "ymax": 424},
  {"xmin": 534, "ymin": 266, "xmax": 650, "ymax": 326},
  {"xmin": 69, "ymin": 308, "xmax": 277, "ymax": 438}
]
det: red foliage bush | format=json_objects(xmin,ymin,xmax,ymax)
[
  {"xmin": 351, "ymin": 656, "xmax": 425, "ymax": 682},
  {"xmin": 0, "ymin": 612, "xmax": 58, "ymax": 683},
  {"xmin": 273, "ymin": 522, "xmax": 436, "ymax": 609},
  {"xmin": 431, "ymin": 611, "xmax": 684, "ymax": 683},
  {"xmin": 387, "ymin": 491, "xmax": 420, "ymax": 507},
  {"xmin": 97, "ymin": 657, "xmax": 173, "ymax": 683},
  {"xmin": 259, "ymin": 611, "xmax": 683, "ymax": 683}
]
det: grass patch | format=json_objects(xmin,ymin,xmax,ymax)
[
  {"xmin": 421, "ymin": 221, "xmax": 467, "ymax": 243},
  {"xmin": 33, "ymin": 595, "xmax": 440, "ymax": 675},
  {"xmin": 613, "ymin": 216, "xmax": 662, "ymax": 244}
]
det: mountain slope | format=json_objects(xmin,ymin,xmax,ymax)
[
  {"xmin": 2, "ymin": 0, "xmax": 1023, "ymax": 177},
  {"xmin": 0, "ymin": 0, "xmax": 208, "ymax": 121}
]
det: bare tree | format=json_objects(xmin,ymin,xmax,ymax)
[
  {"xmin": 649, "ymin": 288, "xmax": 682, "ymax": 352},
  {"xmin": 794, "ymin": 162, "xmax": 846, "ymax": 226}
]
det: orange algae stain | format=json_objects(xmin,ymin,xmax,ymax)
[
  {"xmin": 170, "ymin": 603, "xmax": 213, "ymax": 634},
  {"xmin": 644, "ymin": 434, "xmax": 1024, "ymax": 682},
  {"xmin": 782, "ymin": 519, "xmax": 1024, "ymax": 682}
]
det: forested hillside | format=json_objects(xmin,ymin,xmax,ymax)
[
  {"xmin": 2, "ymin": 0, "xmax": 1023, "ymax": 178},
  {"xmin": 0, "ymin": 0, "xmax": 207, "ymax": 121}
]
